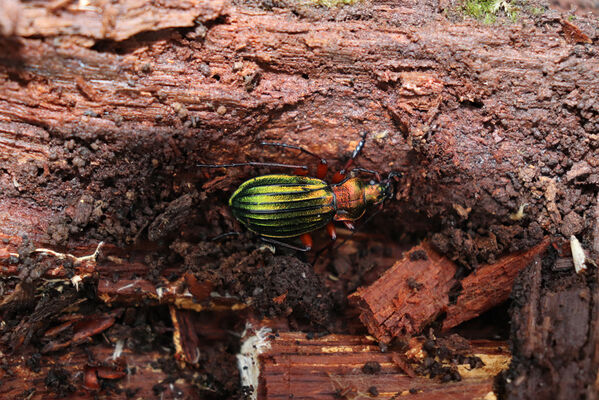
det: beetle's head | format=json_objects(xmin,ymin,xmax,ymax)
[
  {"xmin": 379, "ymin": 172, "xmax": 401, "ymax": 202},
  {"xmin": 364, "ymin": 172, "xmax": 400, "ymax": 206}
]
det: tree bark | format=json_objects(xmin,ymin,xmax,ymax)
[
  {"xmin": 0, "ymin": 0, "xmax": 598, "ymax": 398},
  {"xmin": 256, "ymin": 332, "xmax": 510, "ymax": 400},
  {"xmin": 0, "ymin": 0, "xmax": 597, "ymax": 263},
  {"xmin": 500, "ymin": 247, "xmax": 599, "ymax": 400}
]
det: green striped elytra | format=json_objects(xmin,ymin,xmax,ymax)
[
  {"xmin": 200, "ymin": 133, "xmax": 396, "ymax": 250},
  {"xmin": 229, "ymin": 175, "xmax": 336, "ymax": 239}
]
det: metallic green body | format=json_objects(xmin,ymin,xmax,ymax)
[{"xmin": 229, "ymin": 174, "xmax": 336, "ymax": 238}]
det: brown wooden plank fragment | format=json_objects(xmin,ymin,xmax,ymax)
[
  {"xmin": 97, "ymin": 276, "xmax": 247, "ymax": 312},
  {"xmin": 442, "ymin": 238, "xmax": 551, "ymax": 331},
  {"xmin": 258, "ymin": 332, "xmax": 509, "ymax": 400},
  {"xmin": 170, "ymin": 307, "xmax": 201, "ymax": 366},
  {"xmin": 348, "ymin": 242, "xmax": 458, "ymax": 343}
]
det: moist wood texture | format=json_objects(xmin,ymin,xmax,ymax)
[
  {"xmin": 0, "ymin": 344, "xmax": 199, "ymax": 399},
  {"xmin": 258, "ymin": 332, "xmax": 510, "ymax": 400},
  {"xmin": 501, "ymin": 249, "xmax": 599, "ymax": 400},
  {"xmin": 442, "ymin": 238, "xmax": 551, "ymax": 331},
  {"xmin": 348, "ymin": 242, "xmax": 458, "ymax": 343},
  {"xmin": 349, "ymin": 238, "xmax": 551, "ymax": 341},
  {"xmin": 0, "ymin": 0, "xmax": 598, "ymax": 398}
]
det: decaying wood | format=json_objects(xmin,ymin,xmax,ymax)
[
  {"xmin": 0, "ymin": 344, "xmax": 198, "ymax": 399},
  {"xmin": 501, "ymin": 248, "xmax": 599, "ymax": 400},
  {"xmin": 0, "ymin": 0, "xmax": 598, "ymax": 397},
  {"xmin": 0, "ymin": 0, "xmax": 597, "ymax": 266},
  {"xmin": 442, "ymin": 238, "xmax": 551, "ymax": 331},
  {"xmin": 349, "ymin": 239, "xmax": 552, "ymax": 342},
  {"xmin": 348, "ymin": 242, "xmax": 458, "ymax": 343},
  {"xmin": 256, "ymin": 332, "xmax": 510, "ymax": 399},
  {"xmin": 8, "ymin": 0, "xmax": 226, "ymax": 41}
]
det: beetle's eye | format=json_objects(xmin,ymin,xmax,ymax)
[{"xmin": 370, "ymin": 179, "xmax": 375, "ymax": 185}]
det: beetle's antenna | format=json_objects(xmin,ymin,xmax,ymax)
[
  {"xmin": 260, "ymin": 142, "xmax": 327, "ymax": 166},
  {"xmin": 197, "ymin": 161, "xmax": 309, "ymax": 172},
  {"xmin": 261, "ymin": 237, "xmax": 311, "ymax": 252}
]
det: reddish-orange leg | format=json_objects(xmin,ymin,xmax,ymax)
[
  {"xmin": 300, "ymin": 233, "xmax": 313, "ymax": 251},
  {"xmin": 326, "ymin": 222, "xmax": 337, "ymax": 241},
  {"xmin": 331, "ymin": 132, "xmax": 368, "ymax": 184}
]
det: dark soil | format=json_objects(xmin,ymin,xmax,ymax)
[{"xmin": 0, "ymin": 0, "xmax": 598, "ymax": 397}]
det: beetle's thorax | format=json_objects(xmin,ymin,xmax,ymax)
[{"xmin": 332, "ymin": 177, "xmax": 383, "ymax": 221}]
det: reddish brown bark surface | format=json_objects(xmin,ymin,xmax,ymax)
[
  {"xmin": 500, "ymin": 247, "xmax": 599, "ymax": 400},
  {"xmin": 0, "ymin": 0, "xmax": 598, "ymax": 398},
  {"xmin": 348, "ymin": 242, "xmax": 458, "ymax": 343},
  {"xmin": 0, "ymin": 0, "xmax": 597, "ymax": 264},
  {"xmin": 258, "ymin": 332, "xmax": 510, "ymax": 400}
]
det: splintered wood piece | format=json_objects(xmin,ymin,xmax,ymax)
[
  {"xmin": 97, "ymin": 276, "xmax": 247, "ymax": 312},
  {"xmin": 42, "ymin": 310, "xmax": 120, "ymax": 353},
  {"xmin": 561, "ymin": 19, "xmax": 593, "ymax": 44},
  {"xmin": 257, "ymin": 332, "xmax": 510, "ymax": 400},
  {"xmin": 442, "ymin": 238, "xmax": 551, "ymax": 331},
  {"xmin": 348, "ymin": 242, "xmax": 457, "ymax": 343},
  {"xmin": 170, "ymin": 307, "xmax": 201, "ymax": 366},
  {"xmin": 12, "ymin": 0, "xmax": 227, "ymax": 42}
]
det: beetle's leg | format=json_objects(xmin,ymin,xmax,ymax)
[
  {"xmin": 260, "ymin": 237, "xmax": 312, "ymax": 252},
  {"xmin": 299, "ymin": 233, "xmax": 313, "ymax": 251},
  {"xmin": 210, "ymin": 232, "xmax": 241, "ymax": 241},
  {"xmin": 332, "ymin": 132, "xmax": 368, "ymax": 183},
  {"xmin": 197, "ymin": 161, "xmax": 309, "ymax": 173},
  {"xmin": 326, "ymin": 222, "xmax": 337, "ymax": 241},
  {"xmin": 260, "ymin": 142, "xmax": 328, "ymax": 179},
  {"xmin": 343, "ymin": 221, "xmax": 355, "ymax": 231},
  {"xmin": 349, "ymin": 167, "xmax": 382, "ymax": 182}
]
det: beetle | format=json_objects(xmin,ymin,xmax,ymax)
[{"xmin": 199, "ymin": 133, "xmax": 397, "ymax": 251}]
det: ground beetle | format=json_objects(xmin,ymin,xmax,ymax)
[{"xmin": 199, "ymin": 133, "xmax": 397, "ymax": 251}]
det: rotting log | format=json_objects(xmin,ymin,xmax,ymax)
[
  {"xmin": 349, "ymin": 238, "xmax": 551, "ymax": 342},
  {"xmin": 0, "ymin": 0, "xmax": 597, "ymax": 264},
  {"xmin": 0, "ymin": 0, "xmax": 598, "ymax": 398},
  {"xmin": 254, "ymin": 331, "xmax": 510, "ymax": 399}
]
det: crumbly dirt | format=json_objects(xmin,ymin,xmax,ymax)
[
  {"xmin": 415, "ymin": 333, "xmax": 485, "ymax": 383},
  {"xmin": 0, "ymin": 0, "xmax": 598, "ymax": 397}
]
